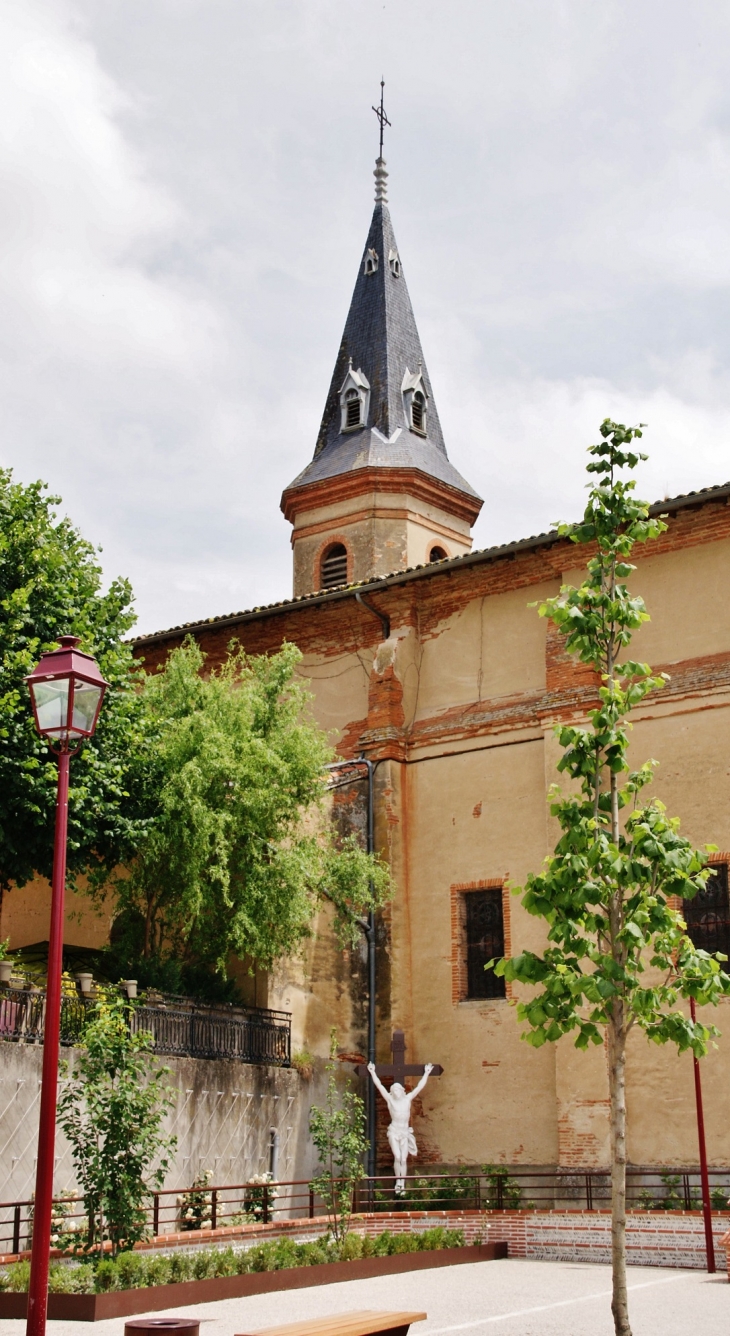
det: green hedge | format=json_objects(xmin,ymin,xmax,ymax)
[{"xmin": 0, "ymin": 1227, "xmax": 468, "ymax": 1294}]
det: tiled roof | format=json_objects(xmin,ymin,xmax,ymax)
[{"xmin": 132, "ymin": 480, "xmax": 730, "ymax": 647}]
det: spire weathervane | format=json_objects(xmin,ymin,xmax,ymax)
[
  {"xmin": 372, "ymin": 80, "xmax": 390, "ymax": 204},
  {"xmin": 372, "ymin": 79, "xmax": 391, "ymax": 158}
]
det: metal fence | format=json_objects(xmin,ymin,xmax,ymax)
[
  {"xmin": 1, "ymin": 1166, "xmax": 729, "ymax": 1258},
  {"xmin": 0, "ymin": 985, "xmax": 290, "ymax": 1067}
]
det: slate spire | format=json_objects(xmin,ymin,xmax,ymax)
[{"xmin": 284, "ymin": 160, "xmax": 480, "ymax": 502}]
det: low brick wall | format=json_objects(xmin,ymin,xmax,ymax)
[
  {"xmin": 0, "ymin": 1210, "xmax": 489, "ymax": 1267},
  {"xmin": 4, "ymin": 1208, "xmax": 728, "ymax": 1272},
  {"xmin": 486, "ymin": 1210, "xmax": 730, "ymax": 1270}
]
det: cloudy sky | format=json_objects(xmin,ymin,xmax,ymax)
[{"xmin": 3, "ymin": 1, "xmax": 730, "ymax": 635}]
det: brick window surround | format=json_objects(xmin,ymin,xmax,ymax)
[
  {"xmin": 683, "ymin": 856, "xmax": 730, "ymax": 960},
  {"xmin": 450, "ymin": 879, "xmax": 512, "ymax": 1004}
]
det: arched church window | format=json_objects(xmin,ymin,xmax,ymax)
[
  {"xmin": 429, "ymin": 545, "xmax": 447, "ymax": 562},
  {"xmin": 320, "ymin": 543, "xmax": 349, "ymax": 590},
  {"xmin": 345, "ymin": 389, "xmax": 361, "ymax": 429},
  {"xmin": 411, "ymin": 390, "xmax": 426, "ymax": 434},
  {"xmin": 364, "ymin": 248, "xmax": 379, "ymax": 276}
]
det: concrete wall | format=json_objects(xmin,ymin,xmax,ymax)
[{"xmin": 0, "ymin": 1043, "xmax": 331, "ymax": 1207}]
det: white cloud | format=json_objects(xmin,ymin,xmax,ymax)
[{"xmin": 2, "ymin": 0, "xmax": 730, "ymax": 634}]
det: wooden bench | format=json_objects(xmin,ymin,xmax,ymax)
[{"xmin": 237, "ymin": 1310, "xmax": 427, "ymax": 1336}]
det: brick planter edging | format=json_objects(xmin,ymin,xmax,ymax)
[{"xmin": 0, "ymin": 1243, "xmax": 506, "ymax": 1322}]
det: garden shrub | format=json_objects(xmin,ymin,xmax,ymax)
[{"xmin": 0, "ymin": 1224, "xmax": 471, "ymax": 1294}]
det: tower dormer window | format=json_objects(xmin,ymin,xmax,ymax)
[
  {"xmin": 401, "ymin": 367, "xmax": 429, "ymax": 436},
  {"xmin": 320, "ymin": 543, "xmax": 348, "ymax": 590},
  {"xmin": 345, "ymin": 389, "xmax": 361, "ymax": 429},
  {"xmin": 389, "ymin": 249, "xmax": 401, "ymax": 277},
  {"xmin": 364, "ymin": 248, "xmax": 379, "ymax": 275},
  {"xmin": 339, "ymin": 363, "xmax": 370, "ymax": 433}
]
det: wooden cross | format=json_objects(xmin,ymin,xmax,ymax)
[{"xmin": 355, "ymin": 1029, "xmax": 444, "ymax": 1086}]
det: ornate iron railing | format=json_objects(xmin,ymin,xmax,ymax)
[{"xmin": 0, "ymin": 985, "xmax": 290, "ymax": 1067}]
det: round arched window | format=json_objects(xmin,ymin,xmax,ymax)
[
  {"xmin": 429, "ymin": 545, "xmax": 447, "ymax": 563},
  {"xmin": 320, "ymin": 543, "xmax": 348, "ymax": 589}
]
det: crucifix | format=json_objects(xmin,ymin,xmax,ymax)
[{"xmin": 356, "ymin": 1031, "xmax": 443, "ymax": 1192}]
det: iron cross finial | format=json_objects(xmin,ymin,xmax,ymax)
[{"xmin": 372, "ymin": 79, "xmax": 391, "ymax": 158}]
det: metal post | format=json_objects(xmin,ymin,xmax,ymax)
[
  {"xmin": 152, "ymin": 1194, "xmax": 159, "ymax": 1238},
  {"xmin": 690, "ymin": 997, "xmax": 716, "ymax": 1273},
  {"xmin": 12, "ymin": 1205, "xmax": 21, "ymax": 1256},
  {"xmin": 26, "ymin": 749, "xmax": 70, "ymax": 1336},
  {"xmin": 363, "ymin": 757, "xmax": 377, "ymax": 1185},
  {"xmin": 211, "ymin": 1189, "xmax": 217, "ymax": 1231}
]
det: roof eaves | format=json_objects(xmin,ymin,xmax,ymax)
[{"xmin": 132, "ymin": 479, "xmax": 730, "ymax": 648}]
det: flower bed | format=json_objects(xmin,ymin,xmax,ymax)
[{"xmin": 0, "ymin": 1234, "xmax": 505, "ymax": 1322}]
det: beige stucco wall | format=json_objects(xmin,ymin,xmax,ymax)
[{"xmin": 0, "ymin": 875, "xmax": 113, "ymax": 952}]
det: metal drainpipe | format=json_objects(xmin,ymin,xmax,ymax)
[
  {"xmin": 361, "ymin": 756, "xmax": 377, "ymax": 1184},
  {"xmin": 324, "ymin": 756, "xmax": 378, "ymax": 1181}
]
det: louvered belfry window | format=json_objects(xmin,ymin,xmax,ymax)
[
  {"xmin": 320, "ymin": 544, "xmax": 348, "ymax": 590},
  {"xmin": 465, "ymin": 888, "xmax": 506, "ymax": 1000},
  {"xmin": 684, "ymin": 863, "xmax": 730, "ymax": 960},
  {"xmin": 411, "ymin": 391, "xmax": 426, "ymax": 433},
  {"xmin": 345, "ymin": 390, "xmax": 361, "ymax": 429}
]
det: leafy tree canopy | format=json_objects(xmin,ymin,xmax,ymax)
[
  {"xmin": 105, "ymin": 638, "xmax": 390, "ymax": 988},
  {"xmin": 0, "ymin": 470, "xmax": 148, "ymax": 892}
]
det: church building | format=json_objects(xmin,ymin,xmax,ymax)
[
  {"xmin": 4, "ymin": 146, "xmax": 730, "ymax": 1180},
  {"xmin": 133, "ymin": 147, "xmax": 730, "ymax": 1174}
]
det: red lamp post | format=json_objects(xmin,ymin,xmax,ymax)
[
  {"xmin": 24, "ymin": 637, "xmax": 108, "ymax": 1336},
  {"xmin": 690, "ymin": 996, "xmax": 716, "ymax": 1273}
]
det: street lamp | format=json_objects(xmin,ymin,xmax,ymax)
[{"xmin": 24, "ymin": 636, "xmax": 108, "ymax": 1336}]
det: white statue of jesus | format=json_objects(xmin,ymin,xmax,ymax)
[{"xmin": 367, "ymin": 1061, "xmax": 434, "ymax": 1193}]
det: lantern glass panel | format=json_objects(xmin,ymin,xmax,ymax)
[
  {"xmin": 32, "ymin": 679, "xmax": 71, "ymax": 736},
  {"xmin": 71, "ymin": 679, "xmax": 103, "ymax": 736}
]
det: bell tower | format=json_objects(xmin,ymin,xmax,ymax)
[{"xmin": 281, "ymin": 122, "xmax": 482, "ymax": 597}]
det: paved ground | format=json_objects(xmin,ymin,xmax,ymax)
[{"xmin": 0, "ymin": 1259, "xmax": 726, "ymax": 1336}]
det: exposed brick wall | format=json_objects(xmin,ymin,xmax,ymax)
[
  {"xmin": 486, "ymin": 1209, "xmax": 730, "ymax": 1270},
  {"xmin": 8, "ymin": 1209, "xmax": 724, "ymax": 1271}
]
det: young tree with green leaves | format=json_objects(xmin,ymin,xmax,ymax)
[
  {"xmin": 0, "ymin": 470, "xmax": 149, "ymax": 895},
  {"xmin": 309, "ymin": 1030, "xmax": 369, "ymax": 1245},
  {"xmin": 493, "ymin": 421, "xmax": 730, "ymax": 1336},
  {"xmin": 104, "ymin": 638, "xmax": 390, "ymax": 992},
  {"xmin": 58, "ymin": 997, "xmax": 175, "ymax": 1257}
]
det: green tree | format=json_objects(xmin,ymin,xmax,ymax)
[
  {"xmin": 493, "ymin": 421, "xmax": 730, "ymax": 1336},
  {"xmin": 104, "ymin": 638, "xmax": 390, "ymax": 989},
  {"xmin": 0, "ymin": 470, "xmax": 149, "ymax": 894},
  {"xmin": 309, "ymin": 1030, "xmax": 369, "ymax": 1244},
  {"xmin": 57, "ymin": 996, "xmax": 175, "ymax": 1257}
]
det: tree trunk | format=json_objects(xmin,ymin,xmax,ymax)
[{"xmin": 608, "ymin": 1004, "xmax": 632, "ymax": 1336}]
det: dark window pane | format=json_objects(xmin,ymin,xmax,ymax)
[
  {"xmin": 684, "ymin": 864, "xmax": 730, "ymax": 960},
  {"xmin": 465, "ymin": 888, "xmax": 505, "ymax": 1000}
]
